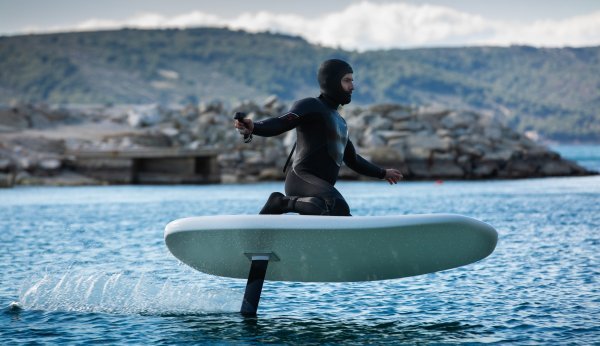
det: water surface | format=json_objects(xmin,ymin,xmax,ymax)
[{"xmin": 1, "ymin": 147, "xmax": 598, "ymax": 344}]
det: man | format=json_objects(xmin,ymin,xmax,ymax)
[{"xmin": 234, "ymin": 59, "xmax": 403, "ymax": 216}]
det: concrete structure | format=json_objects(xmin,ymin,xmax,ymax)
[{"xmin": 67, "ymin": 149, "xmax": 220, "ymax": 184}]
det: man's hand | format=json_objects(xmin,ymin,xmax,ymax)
[
  {"xmin": 384, "ymin": 169, "xmax": 403, "ymax": 185},
  {"xmin": 234, "ymin": 118, "xmax": 254, "ymax": 136}
]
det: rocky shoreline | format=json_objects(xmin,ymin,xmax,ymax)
[{"xmin": 0, "ymin": 97, "xmax": 595, "ymax": 187}]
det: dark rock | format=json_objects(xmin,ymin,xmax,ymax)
[
  {"xmin": 0, "ymin": 172, "xmax": 14, "ymax": 187},
  {"xmin": 471, "ymin": 161, "xmax": 499, "ymax": 178},
  {"xmin": 200, "ymin": 100, "xmax": 224, "ymax": 114},
  {"xmin": 0, "ymin": 106, "xmax": 28, "ymax": 131},
  {"xmin": 539, "ymin": 160, "xmax": 577, "ymax": 176},
  {"xmin": 0, "ymin": 158, "xmax": 13, "ymax": 172},
  {"xmin": 368, "ymin": 104, "xmax": 410, "ymax": 116},
  {"xmin": 258, "ymin": 168, "xmax": 283, "ymax": 181},
  {"xmin": 9, "ymin": 137, "xmax": 66, "ymax": 154},
  {"xmin": 406, "ymin": 159, "xmax": 464, "ymax": 179}
]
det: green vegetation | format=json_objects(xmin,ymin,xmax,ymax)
[{"xmin": 0, "ymin": 28, "xmax": 598, "ymax": 141}]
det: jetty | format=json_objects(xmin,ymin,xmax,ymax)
[{"xmin": 67, "ymin": 148, "xmax": 220, "ymax": 184}]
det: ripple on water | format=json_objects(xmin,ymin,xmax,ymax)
[{"xmin": 1, "ymin": 177, "xmax": 599, "ymax": 344}]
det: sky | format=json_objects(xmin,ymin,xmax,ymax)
[{"xmin": 1, "ymin": 0, "xmax": 599, "ymax": 50}]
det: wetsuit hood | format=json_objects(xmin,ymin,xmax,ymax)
[{"xmin": 318, "ymin": 59, "xmax": 353, "ymax": 106}]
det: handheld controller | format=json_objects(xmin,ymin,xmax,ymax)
[{"xmin": 234, "ymin": 112, "xmax": 252, "ymax": 143}]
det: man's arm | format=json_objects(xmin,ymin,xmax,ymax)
[
  {"xmin": 234, "ymin": 112, "xmax": 300, "ymax": 138},
  {"xmin": 234, "ymin": 98, "xmax": 317, "ymax": 137},
  {"xmin": 343, "ymin": 140, "xmax": 403, "ymax": 184},
  {"xmin": 252, "ymin": 112, "xmax": 302, "ymax": 137}
]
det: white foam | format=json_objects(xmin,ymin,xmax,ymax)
[{"xmin": 17, "ymin": 271, "xmax": 242, "ymax": 315}]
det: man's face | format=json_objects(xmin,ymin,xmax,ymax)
[{"xmin": 341, "ymin": 73, "xmax": 354, "ymax": 94}]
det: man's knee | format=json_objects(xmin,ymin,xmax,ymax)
[
  {"xmin": 293, "ymin": 197, "xmax": 329, "ymax": 215},
  {"xmin": 325, "ymin": 197, "xmax": 351, "ymax": 216},
  {"xmin": 296, "ymin": 196, "xmax": 351, "ymax": 216}
]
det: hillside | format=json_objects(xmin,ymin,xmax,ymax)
[{"xmin": 0, "ymin": 28, "xmax": 598, "ymax": 141}]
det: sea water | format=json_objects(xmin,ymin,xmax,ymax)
[{"xmin": 1, "ymin": 145, "xmax": 598, "ymax": 344}]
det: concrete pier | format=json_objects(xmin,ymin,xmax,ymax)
[{"xmin": 68, "ymin": 149, "xmax": 220, "ymax": 184}]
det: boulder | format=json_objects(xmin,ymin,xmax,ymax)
[
  {"xmin": 181, "ymin": 104, "xmax": 200, "ymax": 121},
  {"xmin": 368, "ymin": 104, "xmax": 406, "ymax": 116},
  {"xmin": 365, "ymin": 116, "xmax": 393, "ymax": 130},
  {"xmin": 220, "ymin": 173, "xmax": 241, "ymax": 184},
  {"xmin": 417, "ymin": 108, "xmax": 451, "ymax": 127},
  {"xmin": 127, "ymin": 104, "xmax": 163, "ymax": 127},
  {"xmin": 431, "ymin": 160, "xmax": 465, "ymax": 178},
  {"xmin": 367, "ymin": 147, "xmax": 405, "ymax": 165},
  {"xmin": 388, "ymin": 138, "xmax": 408, "ymax": 151},
  {"xmin": 10, "ymin": 137, "xmax": 66, "ymax": 154},
  {"xmin": 392, "ymin": 120, "xmax": 424, "ymax": 132},
  {"xmin": 262, "ymin": 147, "xmax": 284, "ymax": 165},
  {"xmin": 440, "ymin": 111, "xmax": 477, "ymax": 129},
  {"xmin": 346, "ymin": 115, "xmax": 366, "ymax": 129},
  {"xmin": 406, "ymin": 159, "xmax": 464, "ymax": 179},
  {"xmin": 231, "ymin": 100, "xmax": 260, "ymax": 116},
  {"xmin": 377, "ymin": 130, "xmax": 410, "ymax": 141},
  {"xmin": 186, "ymin": 140, "xmax": 202, "ymax": 150},
  {"xmin": 192, "ymin": 115, "xmax": 214, "ymax": 132},
  {"xmin": 258, "ymin": 168, "xmax": 283, "ymax": 181},
  {"xmin": 432, "ymin": 151, "xmax": 455, "ymax": 161},
  {"xmin": 386, "ymin": 108, "xmax": 414, "ymax": 121},
  {"xmin": 0, "ymin": 107, "xmax": 29, "ymax": 130},
  {"xmin": 539, "ymin": 161, "xmax": 575, "ymax": 176},
  {"xmin": 38, "ymin": 158, "xmax": 61, "ymax": 171},
  {"xmin": 361, "ymin": 131, "xmax": 385, "ymax": 148},
  {"xmin": 263, "ymin": 95, "xmax": 279, "ymax": 109},
  {"xmin": 358, "ymin": 111, "xmax": 376, "ymax": 123},
  {"xmin": 499, "ymin": 160, "xmax": 539, "ymax": 178},
  {"xmin": 22, "ymin": 110, "xmax": 50, "ymax": 128},
  {"xmin": 405, "ymin": 147, "xmax": 431, "ymax": 160},
  {"xmin": 457, "ymin": 155, "xmax": 471, "ymax": 167},
  {"xmin": 456, "ymin": 143, "xmax": 484, "ymax": 157},
  {"xmin": 472, "ymin": 161, "xmax": 499, "ymax": 178},
  {"xmin": 407, "ymin": 133, "xmax": 452, "ymax": 152},
  {"xmin": 200, "ymin": 100, "xmax": 224, "ymax": 114},
  {"xmin": 523, "ymin": 145, "xmax": 559, "ymax": 160},
  {"xmin": 243, "ymin": 150, "xmax": 264, "ymax": 165},
  {"xmin": 0, "ymin": 172, "xmax": 14, "ymax": 187},
  {"xmin": 462, "ymin": 133, "xmax": 493, "ymax": 146},
  {"xmin": 483, "ymin": 126, "xmax": 503, "ymax": 141},
  {"xmin": 436, "ymin": 129, "xmax": 452, "ymax": 138},
  {"xmin": 43, "ymin": 106, "xmax": 79, "ymax": 124},
  {"xmin": 482, "ymin": 149, "xmax": 514, "ymax": 162},
  {"xmin": 16, "ymin": 157, "xmax": 33, "ymax": 171},
  {"xmin": 0, "ymin": 158, "xmax": 13, "ymax": 172},
  {"xmin": 160, "ymin": 127, "xmax": 180, "ymax": 137}
]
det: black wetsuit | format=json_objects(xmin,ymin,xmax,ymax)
[{"xmin": 253, "ymin": 95, "xmax": 386, "ymax": 216}]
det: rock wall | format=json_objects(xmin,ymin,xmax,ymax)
[
  {"xmin": 342, "ymin": 104, "xmax": 589, "ymax": 180},
  {"xmin": 0, "ymin": 98, "xmax": 594, "ymax": 187}
]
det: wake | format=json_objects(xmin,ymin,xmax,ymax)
[{"xmin": 14, "ymin": 270, "xmax": 242, "ymax": 315}]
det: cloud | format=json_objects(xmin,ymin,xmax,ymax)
[
  {"xmin": 483, "ymin": 11, "xmax": 600, "ymax": 47},
  {"xmin": 17, "ymin": 1, "xmax": 600, "ymax": 50},
  {"xmin": 302, "ymin": 2, "xmax": 493, "ymax": 49}
]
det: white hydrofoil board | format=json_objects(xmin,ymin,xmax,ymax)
[{"xmin": 164, "ymin": 214, "xmax": 497, "ymax": 282}]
